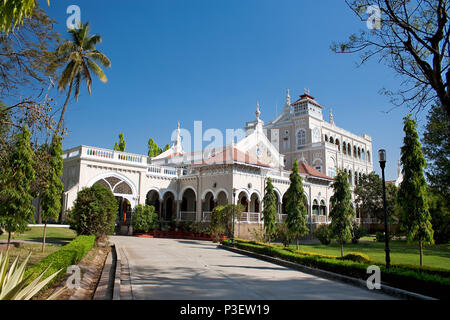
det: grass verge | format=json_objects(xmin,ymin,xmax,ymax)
[{"xmin": 222, "ymin": 239, "xmax": 450, "ymax": 299}]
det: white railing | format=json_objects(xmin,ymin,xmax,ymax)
[
  {"xmin": 362, "ymin": 218, "xmax": 381, "ymax": 224},
  {"xmin": 147, "ymin": 165, "xmax": 178, "ymax": 177},
  {"xmin": 202, "ymin": 211, "xmax": 212, "ymax": 222},
  {"xmin": 312, "ymin": 215, "xmax": 328, "ymax": 224},
  {"xmin": 179, "ymin": 211, "xmax": 196, "ymax": 221},
  {"xmin": 63, "ymin": 146, "xmax": 149, "ymax": 166},
  {"xmin": 239, "ymin": 212, "xmax": 262, "ymax": 224},
  {"xmin": 278, "ymin": 214, "xmax": 288, "ymax": 222}
]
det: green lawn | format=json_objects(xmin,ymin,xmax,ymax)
[
  {"xmin": 0, "ymin": 227, "xmax": 77, "ymax": 243},
  {"xmin": 289, "ymin": 237, "xmax": 450, "ymax": 270},
  {"xmin": 1, "ymin": 243, "xmax": 62, "ymax": 269}
]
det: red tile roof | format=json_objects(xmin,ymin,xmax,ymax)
[
  {"xmin": 297, "ymin": 162, "xmax": 332, "ymax": 180},
  {"xmin": 192, "ymin": 147, "xmax": 271, "ymax": 168}
]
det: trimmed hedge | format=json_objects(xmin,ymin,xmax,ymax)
[
  {"xmin": 24, "ymin": 235, "xmax": 96, "ymax": 287},
  {"xmin": 222, "ymin": 239, "xmax": 450, "ymax": 299}
]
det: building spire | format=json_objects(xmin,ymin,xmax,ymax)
[
  {"xmin": 286, "ymin": 89, "xmax": 291, "ymax": 106},
  {"xmin": 256, "ymin": 101, "xmax": 261, "ymax": 120},
  {"xmin": 329, "ymin": 109, "xmax": 334, "ymax": 125}
]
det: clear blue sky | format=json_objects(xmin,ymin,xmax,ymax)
[{"xmin": 40, "ymin": 0, "xmax": 430, "ymax": 181}]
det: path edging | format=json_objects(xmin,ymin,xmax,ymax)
[{"xmin": 220, "ymin": 244, "xmax": 437, "ymax": 301}]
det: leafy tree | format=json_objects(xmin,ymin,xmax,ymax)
[
  {"xmin": 132, "ymin": 205, "xmax": 158, "ymax": 233},
  {"xmin": 428, "ymin": 188, "xmax": 450, "ymax": 244},
  {"xmin": 52, "ymin": 22, "xmax": 111, "ymax": 136},
  {"xmin": 422, "ymin": 104, "xmax": 450, "ymax": 199},
  {"xmin": 355, "ymin": 172, "xmax": 398, "ymax": 224},
  {"xmin": 114, "ymin": 133, "xmax": 126, "ymax": 152},
  {"xmin": 69, "ymin": 184, "xmax": 118, "ymax": 240},
  {"xmin": 397, "ymin": 115, "xmax": 434, "ymax": 266},
  {"xmin": 333, "ymin": 1, "xmax": 450, "ymax": 117},
  {"xmin": 0, "ymin": 126, "xmax": 36, "ymax": 249},
  {"xmin": 329, "ymin": 170, "xmax": 355, "ymax": 257},
  {"xmin": 0, "ymin": 0, "xmax": 49, "ymax": 33},
  {"xmin": 262, "ymin": 178, "xmax": 278, "ymax": 243},
  {"xmin": 285, "ymin": 159, "xmax": 309, "ymax": 249},
  {"xmin": 209, "ymin": 204, "xmax": 243, "ymax": 242},
  {"xmin": 39, "ymin": 135, "xmax": 64, "ymax": 252},
  {"xmin": 148, "ymin": 138, "xmax": 169, "ymax": 157}
]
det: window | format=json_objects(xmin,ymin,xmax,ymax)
[
  {"xmin": 367, "ymin": 151, "xmax": 371, "ymax": 163},
  {"xmin": 315, "ymin": 166, "xmax": 322, "ymax": 172},
  {"xmin": 297, "ymin": 129, "xmax": 306, "ymax": 146},
  {"xmin": 328, "ymin": 167, "xmax": 336, "ymax": 178}
]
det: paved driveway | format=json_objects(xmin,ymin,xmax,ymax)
[{"xmin": 110, "ymin": 236, "xmax": 395, "ymax": 300}]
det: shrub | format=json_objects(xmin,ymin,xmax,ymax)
[
  {"xmin": 314, "ymin": 224, "xmax": 331, "ymax": 245},
  {"xmin": 339, "ymin": 252, "xmax": 371, "ymax": 263},
  {"xmin": 69, "ymin": 184, "xmax": 118, "ymax": 239},
  {"xmin": 351, "ymin": 221, "xmax": 367, "ymax": 244},
  {"xmin": 375, "ymin": 231, "xmax": 393, "ymax": 242},
  {"xmin": 24, "ymin": 235, "xmax": 95, "ymax": 289},
  {"xmin": 132, "ymin": 205, "xmax": 158, "ymax": 233},
  {"xmin": 276, "ymin": 222, "xmax": 292, "ymax": 247}
]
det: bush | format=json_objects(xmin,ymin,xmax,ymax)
[
  {"xmin": 132, "ymin": 205, "xmax": 158, "ymax": 233},
  {"xmin": 339, "ymin": 252, "xmax": 371, "ymax": 263},
  {"xmin": 314, "ymin": 224, "xmax": 331, "ymax": 245},
  {"xmin": 222, "ymin": 239, "xmax": 450, "ymax": 299},
  {"xmin": 276, "ymin": 222, "xmax": 292, "ymax": 247},
  {"xmin": 351, "ymin": 221, "xmax": 367, "ymax": 244},
  {"xmin": 69, "ymin": 184, "xmax": 118, "ymax": 239},
  {"xmin": 24, "ymin": 235, "xmax": 95, "ymax": 288},
  {"xmin": 375, "ymin": 231, "xmax": 393, "ymax": 242}
]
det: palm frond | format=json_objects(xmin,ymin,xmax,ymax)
[
  {"xmin": 86, "ymin": 59, "xmax": 107, "ymax": 83},
  {"xmin": 86, "ymin": 50, "xmax": 111, "ymax": 68}
]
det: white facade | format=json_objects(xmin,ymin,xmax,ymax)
[{"xmin": 61, "ymin": 90, "xmax": 371, "ymax": 235}]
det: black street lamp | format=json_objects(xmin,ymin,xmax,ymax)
[
  {"xmin": 232, "ymin": 188, "xmax": 237, "ymax": 245},
  {"xmin": 378, "ymin": 149, "xmax": 391, "ymax": 269}
]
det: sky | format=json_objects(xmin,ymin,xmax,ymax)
[{"xmin": 39, "ymin": 0, "xmax": 431, "ymax": 181}]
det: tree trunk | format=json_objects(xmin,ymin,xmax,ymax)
[
  {"xmin": 296, "ymin": 237, "xmax": 299, "ymax": 250},
  {"xmin": 42, "ymin": 222, "xmax": 47, "ymax": 253},
  {"xmin": 419, "ymin": 240, "xmax": 423, "ymax": 267},
  {"xmin": 55, "ymin": 81, "xmax": 73, "ymax": 136},
  {"xmin": 7, "ymin": 231, "xmax": 11, "ymax": 250},
  {"xmin": 340, "ymin": 240, "xmax": 344, "ymax": 258}
]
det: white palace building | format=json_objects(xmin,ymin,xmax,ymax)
[{"xmin": 61, "ymin": 90, "xmax": 373, "ymax": 236}]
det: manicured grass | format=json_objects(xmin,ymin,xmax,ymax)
[
  {"xmin": 288, "ymin": 237, "xmax": 450, "ymax": 270},
  {"xmin": 1, "ymin": 243, "xmax": 62, "ymax": 269},
  {"xmin": 0, "ymin": 227, "xmax": 77, "ymax": 243}
]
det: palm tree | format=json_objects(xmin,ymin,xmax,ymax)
[{"xmin": 54, "ymin": 22, "xmax": 111, "ymax": 135}]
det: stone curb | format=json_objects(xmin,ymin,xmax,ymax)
[
  {"xmin": 113, "ymin": 243, "xmax": 122, "ymax": 300},
  {"xmin": 93, "ymin": 245, "xmax": 115, "ymax": 300},
  {"xmin": 220, "ymin": 244, "xmax": 437, "ymax": 301}
]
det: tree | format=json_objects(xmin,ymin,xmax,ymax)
[
  {"xmin": 0, "ymin": 126, "xmax": 36, "ymax": 249},
  {"xmin": 69, "ymin": 184, "xmax": 118, "ymax": 240},
  {"xmin": 262, "ymin": 178, "xmax": 278, "ymax": 243},
  {"xmin": 428, "ymin": 187, "xmax": 450, "ymax": 244},
  {"xmin": 333, "ymin": 1, "xmax": 450, "ymax": 117},
  {"xmin": 422, "ymin": 104, "xmax": 450, "ymax": 199},
  {"xmin": 285, "ymin": 159, "xmax": 309, "ymax": 249},
  {"xmin": 39, "ymin": 135, "xmax": 64, "ymax": 252},
  {"xmin": 114, "ymin": 133, "xmax": 126, "ymax": 152},
  {"xmin": 53, "ymin": 22, "xmax": 111, "ymax": 136},
  {"xmin": 132, "ymin": 205, "xmax": 158, "ymax": 233},
  {"xmin": 329, "ymin": 170, "xmax": 355, "ymax": 257},
  {"xmin": 209, "ymin": 204, "xmax": 243, "ymax": 242},
  {"xmin": 148, "ymin": 138, "xmax": 168, "ymax": 157},
  {"xmin": 397, "ymin": 114, "xmax": 434, "ymax": 266},
  {"xmin": 354, "ymin": 172, "xmax": 398, "ymax": 224},
  {"xmin": 0, "ymin": 0, "xmax": 50, "ymax": 33}
]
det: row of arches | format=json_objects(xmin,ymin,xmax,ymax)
[
  {"xmin": 343, "ymin": 169, "xmax": 365, "ymax": 186},
  {"xmin": 324, "ymin": 135, "xmax": 371, "ymax": 163}
]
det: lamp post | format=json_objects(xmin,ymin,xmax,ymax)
[
  {"xmin": 378, "ymin": 149, "xmax": 391, "ymax": 269},
  {"xmin": 232, "ymin": 188, "xmax": 237, "ymax": 245}
]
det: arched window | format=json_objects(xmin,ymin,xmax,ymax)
[
  {"xmin": 343, "ymin": 142, "xmax": 347, "ymax": 155},
  {"xmin": 348, "ymin": 170, "xmax": 352, "ymax": 184},
  {"xmin": 348, "ymin": 144, "xmax": 351, "ymax": 156},
  {"xmin": 361, "ymin": 149, "xmax": 365, "ymax": 160},
  {"xmin": 325, "ymin": 135, "xmax": 328, "ymax": 142},
  {"xmin": 358, "ymin": 147, "xmax": 361, "ymax": 159},
  {"xmin": 330, "ymin": 136, "xmax": 334, "ymax": 144},
  {"xmin": 354, "ymin": 146, "xmax": 357, "ymax": 158},
  {"xmin": 297, "ymin": 129, "xmax": 306, "ymax": 146},
  {"xmin": 335, "ymin": 139, "xmax": 340, "ymax": 151},
  {"xmin": 320, "ymin": 200, "xmax": 327, "ymax": 216},
  {"xmin": 313, "ymin": 200, "xmax": 320, "ymax": 215},
  {"xmin": 367, "ymin": 151, "xmax": 371, "ymax": 163}
]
